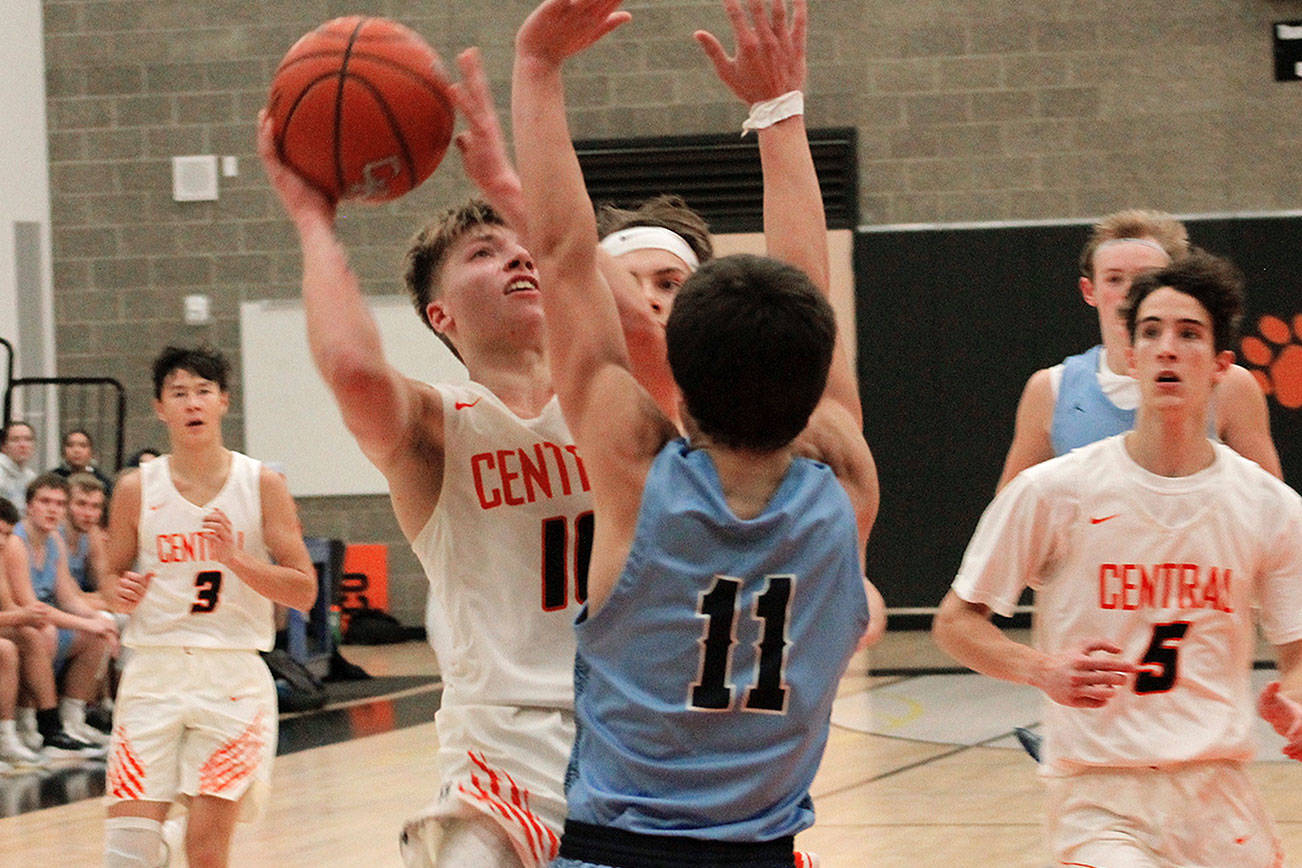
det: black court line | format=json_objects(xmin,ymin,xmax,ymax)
[{"xmin": 278, "ymin": 678, "xmax": 443, "ymax": 755}]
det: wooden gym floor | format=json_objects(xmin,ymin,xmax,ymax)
[{"xmin": 1, "ymin": 631, "xmax": 1298, "ymax": 867}]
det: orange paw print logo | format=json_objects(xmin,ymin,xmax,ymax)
[{"xmin": 1241, "ymin": 314, "xmax": 1302, "ymax": 409}]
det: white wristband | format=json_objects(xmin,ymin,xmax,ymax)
[{"xmin": 741, "ymin": 90, "xmax": 804, "ymax": 136}]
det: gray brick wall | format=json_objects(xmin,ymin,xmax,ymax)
[{"xmin": 42, "ymin": 0, "xmax": 1302, "ymax": 623}]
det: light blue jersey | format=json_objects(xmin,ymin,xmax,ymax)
[
  {"xmin": 1050, "ymin": 346, "xmax": 1133, "ymax": 456},
  {"xmin": 15, "ymin": 523, "xmax": 59, "ymax": 605},
  {"xmin": 1050, "ymin": 345, "xmax": 1215, "ymax": 457},
  {"xmin": 62, "ymin": 527, "xmax": 92, "ymax": 591},
  {"xmin": 565, "ymin": 438, "xmax": 870, "ymax": 843}
]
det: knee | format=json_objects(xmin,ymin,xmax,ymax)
[
  {"xmin": 0, "ymin": 637, "xmax": 17, "ymax": 668},
  {"xmin": 103, "ymin": 816, "xmax": 164, "ymax": 868}
]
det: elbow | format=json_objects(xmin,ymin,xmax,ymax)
[
  {"xmin": 930, "ymin": 595, "xmax": 964, "ymax": 656},
  {"xmin": 322, "ymin": 352, "xmax": 389, "ymax": 404}
]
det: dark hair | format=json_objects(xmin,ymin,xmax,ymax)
[
  {"xmin": 1122, "ymin": 248, "xmax": 1244, "ymax": 353},
  {"xmin": 61, "ymin": 428, "xmax": 93, "ymax": 449},
  {"xmin": 596, "ymin": 195, "xmax": 713, "ymax": 265},
  {"xmin": 0, "ymin": 498, "xmax": 18, "ymax": 525},
  {"xmin": 26, "ymin": 471, "xmax": 69, "ymax": 505},
  {"xmin": 125, "ymin": 448, "xmax": 160, "ymax": 468},
  {"xmin": 1, "ymin": 420, "xmax": 34, "ymax": 446},
  {"xmin": 666, "ymin": 254, "xmax": 835, "ymax": 452},
  {"xmin": 403, "ymin": 197, "xmax": 507, "ymax": 360},
  {"xmin": 152, "ymin": 345, "xmax": 230, "ymax": 398}
]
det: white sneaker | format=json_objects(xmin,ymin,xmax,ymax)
[
  {"xmin": 65, "ymin": 719, "xmax": 110, "ymax": 748},
  {"xmin": 15, "ymin": 709, "xmax": 42, "ymax": 753},
  {"xmin": 0, "ymin": 732, "xmax": 46, "ymax": 768},
  {"xmin": 0, "ymin": 757, "xmax": 13, "ymax": 775}
]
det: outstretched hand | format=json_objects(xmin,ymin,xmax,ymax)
[
  {"xmin": 695, "ymin": 0, "xmax": 807, "ymax": 105},
  {"xmin": 1034, "ymin": 640, "xmax": 1137, "ymax": 708},
  {"xmin": 1259, "ymin": 681, "xmax": 1302, "ymax": 761},
  {"xmin": 256, "ymin": 109, "xmax": 337, "ymax": 228},
  {"xmin": 515, "ymin": 0, "xmax": 631, "ymax": 68},
  {"xmin": 450, "ymin": 48, "xmax": 525, "ymax": 228}
]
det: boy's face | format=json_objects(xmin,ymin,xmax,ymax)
[
  {"xmin": 427, "ymin": 224, "xmax": 542, "ymax": 350},
  {"xmin": 1126, "ymin": 286, "xmax": 1232, "ymax": 412},
  {"xmin": 2, "ymin": 424, "xmax": 35, "ymax": 465},
  {"xmin": 154, "ymin": 368, "xmax": 229, "ymax": 441},
  {"xmin": 68, "ymin": 488, "xmax": 105, "ymax": 533},
  {"xmin": 616, "ymin": 247, "xmax": 692, "ymax": 327},
  {"xmin": 1082, "ymin": 239, "xmax": 1170, "ymax": 348},
  {"xmin": 26, "ymin": 485, "xmax": 67, "ymax": 535}
]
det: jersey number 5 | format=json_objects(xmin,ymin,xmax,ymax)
[
  {"xmin": 690, "ymin": 575, "xmax": 793, "ymax": 714},
  {"xmin": 191, "ymin": 570, "xmax": 223, "ymax": 614},
  {"xmin": 541, "ymin": 512, "xmax": 593, "ymax": 611},
  {"xmin": 1134, "ymin": 621, "xmax": 1191, "ymax": 694}
]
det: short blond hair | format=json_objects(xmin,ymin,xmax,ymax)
[
  {"xmin": 66, "ymin": 471, "xmax": 105, "ymax": 496},
  {"xmin": 403, "ymin": 197, "xmax": 506, "ymax": 359},
  {"xmin": 1079, "ymin": 209, "xmax": 1189, "ymax": 279}
]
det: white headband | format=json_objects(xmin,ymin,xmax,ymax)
[
  {"xmin": 599, "ymin": 226, "xmax": 700, "ymax": 272},
  {"xmin": 1096, "ymin": 237, "xmax": 1170, "ymax": 258}
]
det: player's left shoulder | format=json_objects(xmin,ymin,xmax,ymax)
[{"xmin": 1214, "ymin": 441, "xmax": 1299, "ymax": 505}]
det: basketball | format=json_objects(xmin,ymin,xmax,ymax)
[{"xmin": 266, "ymin": 16, "xmax": 454, "ymax": 203}]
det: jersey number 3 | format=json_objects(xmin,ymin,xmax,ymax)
[
  {"xmin": 191, "ymin": 570, "xmax": 223, "ymax": 613},
  {"xmin": 690, "ymin": 575, "xmax": 793, "ymax": 714}
]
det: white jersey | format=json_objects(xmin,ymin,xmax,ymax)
[
  {"xmin": 953, "ymin": 435, "xmax": 1302, "ymax": 772},
  {"xmin": 125, "ymin": 452, "xmax": 273, "ymax": 651},
  {"xmin": 412, "ymin": 381, "xmax": 589, "ymax": 711}
]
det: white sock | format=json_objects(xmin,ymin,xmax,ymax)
[
  {"xmin": 59, "ymin": 696, "xmax": 87, "ymax": 729},
  {"xmin": 434, "ymin": 816, "xmax": 521, "ymax": 867},
  {"xmin": 104, "ymin": 816, "xmax": 165, "ymax": 868},
  {"xmin": 16, "ymin": 706, "xmax": 36, "ymax": 733}
]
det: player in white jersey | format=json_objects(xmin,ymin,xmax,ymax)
[
  {"xmin": 934, "ymin": 251, "xmax": 1302, "ymax": 867},
  {"xmin": 100, "ymin": 345, "xmax": 315, "ymax": 868},
  {"xmin": 258, "ymin": 4, "xmax": 843, "ymax": 859},
  {"xmin": 257, "ymin": 50, "xmax": 662, "ymax": 866}
]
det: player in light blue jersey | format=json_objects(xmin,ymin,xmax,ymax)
[
  {"xmin": 512, "ymin": 1, "xmax": 884, "ymax": 864},
  {"xmin": 999, "ymin": 209, "xmax": 1279, "ymax": 490}
]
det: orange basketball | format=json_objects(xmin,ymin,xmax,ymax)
[{"xmin": 266, "ymin": 16, "xmax": 454, "ymax": 203}]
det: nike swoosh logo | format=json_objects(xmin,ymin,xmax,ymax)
[
  {"xmin": 1090, "ymin": 514, "xmax": 1120, "ymax": 524},
  {"xmin": 148, "ymin": 504, "xmax": 162, "ymax": 511},
  {"xmin": 454, "ymin": 398, "xmax": 481, "ymax": 410}
]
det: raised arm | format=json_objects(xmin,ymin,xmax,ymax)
[
  {"xmin": 513, "ymin": 0, "xmax": 677, "ymax": 612},
  {"xmin": 511, "ymin": 0, "xmax": 640, "ymax": 426},
  {"xmin": 258, "ymin": 116, "xmax": 448, "ymax": 539},
  {"xmin": 258, "ymin": 116, "xmax": 437, "ymax": 467},
  {"xmin": 696, "ymin": 0, "xmax": 858, "ymax": 424}
]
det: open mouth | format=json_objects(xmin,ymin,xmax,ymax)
[
  {"xmin": 1155, "ymin": 372, "xmax": 1180, "ymax": 384},
  {"xmin": 504, "ymin": 277, "xmax": 539, "ymax": 295}
]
